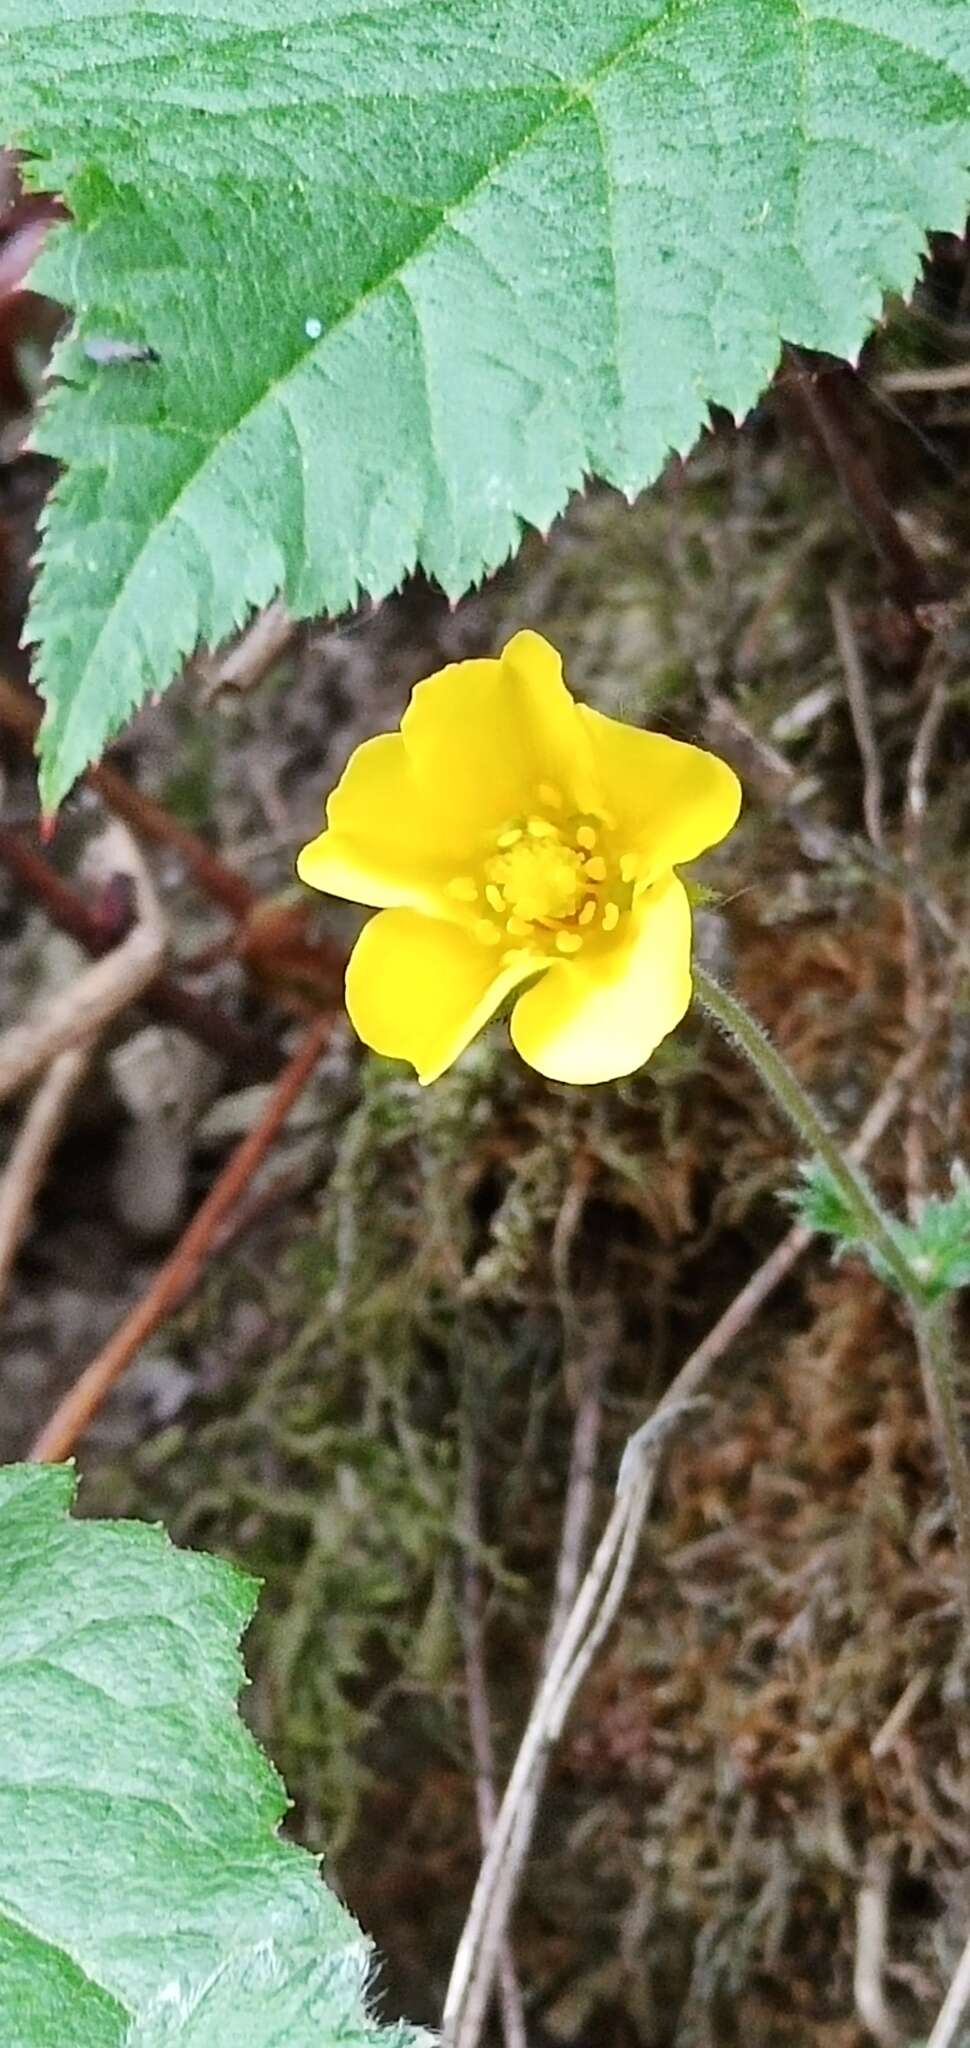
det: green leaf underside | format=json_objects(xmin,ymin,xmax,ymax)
[
  {"xmin": 0, "ymin": 1464, "xmax": 427, "ymax": 2048},
  {"xmin": 2, "ymin": 4, "xmax": 970, "ymax": 805}
]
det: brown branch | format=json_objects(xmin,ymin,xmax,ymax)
[{"xmin": 29, "ymin": 1013, "xmax": 331, "ymax": 1464}]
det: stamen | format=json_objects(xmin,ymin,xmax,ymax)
[
  {"xmin": 584, "ymin": 856, "xmax": 607, "ymax": 883},
  {"xmin": 506, "ymin": 914, "xmax": 533, "ymax": 938},
  {"xmin": 578, "ymin": 898, "xmax": 597, "ymax": 927},
  {"xmin": 497, "ymin": 826, "xmax": 523, "ymax": 848},
  {"xmin": 538, "ymin": 782, "xmax": 563, "ymax": 810},
  {"xmin": 555, "ymin": 932, "xmax": 583, "ymax": 955},
  {"xmin": 485, "ymin": 883, "xmax": 505, "ymax": 914},
  {"xmin": 576, "ymin": 824, "xmax": 597, "ymax": 851},
  {"xmin": 526, "ymin": 815, "xmax": 557, "ymax": 838},
  {"xmin": 602, "ymin": 902, "xmax": 620, "ymax": 933},
  {"xmin": 475, "ymin": 918, "xmax": 502, "ymax": 946},
  {"xmin": 447, "ymin": 876, "xmax": 478, "ymax": 902},
  {"xmin": 619, "ymin": 853, "xmax": 640, "ymax": 884}
]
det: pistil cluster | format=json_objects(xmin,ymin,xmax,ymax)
[{"xmin": 447, "ymin": 784, "xmax": 637, "ymax": 965}]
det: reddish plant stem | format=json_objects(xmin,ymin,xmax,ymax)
[
  {"xmin": 785, "ymin": 350, "xmax": 934, "ymax": 618},
  {"xmin": 0, "ymin": 823, "xmax": 276, "ymax": 1076},
  {"xmin": 29, "ymin": 1012, "xmax": 331, "ymax": 1464}
]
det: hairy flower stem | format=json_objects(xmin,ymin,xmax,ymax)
[
  {"xmin": 693, "ymin": 966, "xmax": 912, "ymax": 1289},
  {"xmin": 693, "ymin": 965, "xmax": 970, "ymax": 1631}
]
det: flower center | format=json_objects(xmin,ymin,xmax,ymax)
[
  {"xmin": 448, "ymin": 791, "xmax": 634, "ymax": 960},
  {"xmin": 486, "ymin": 837, "xmax": 587, "ymax": 924}
]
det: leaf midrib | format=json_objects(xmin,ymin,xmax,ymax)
[{"xmin": 49, "ymin": 0, "xmax": 689, "ymax": 764}]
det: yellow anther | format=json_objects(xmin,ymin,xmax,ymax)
[
  {"xmin": 602, "ymin": 902, "xmax": 620, "ymax": 933},
  {"xmin": 538, "ymin": 782, "xmax": 563, "ymax": 810},
  {"xmin": 506, "ymin": 914, "xmax": 533, "ymax": 938},
  {"xmin": 556, "ymin": 931, "xmax": 584, "ymax": 955},
  {"xmin": 497, "ymin": 826, "xmax": 523, "ymax": 848},
  {"xmin": 578, "ymin": 898, "xmax": 597, "ymax": 927},
  {"xmin": 485, "ymin": 883, "xmax": 505, "ymax": 914},
  {"xmin": 447, "ymin": 876, "xmax": 478, "ymax": 902},
  {"xmin": 475, "ymin": 918, "xmax": 502, "ymax": 946},
  {"xmin": 619, "ymin": 853, "xmax": 640, "ymax": 884},
  {"xmin": 526, "ymin": 815, "xmax": 557, "ymax": 838},
  {"xmin": 576, "ymin": 824, "xmax": 597, "ymax": 851},
  {"xmin": 584, "ymin": 856, "xmax": 607, "ymax": 883}
]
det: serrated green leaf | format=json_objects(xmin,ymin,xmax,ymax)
[
  {"xmin": 2, "ymin": 1, "xmax": 970, "ymax": 804},
  {"xmin": 0, "ymin": 1463, "xmax": 428, "ymax": 2048}
]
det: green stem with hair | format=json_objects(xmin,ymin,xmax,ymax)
[{"xmin": 693, "ymin": 964, "xmax": 970, "ymax": 1633}]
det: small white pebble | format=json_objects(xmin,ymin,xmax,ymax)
[{"xmin": 304, "ymin": 316, "xmax": 323, "ymax": 340}]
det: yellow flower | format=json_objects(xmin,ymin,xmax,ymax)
[{"xmin": 297, "ymin": 631, "xmax": 740, "ymax": 1085}]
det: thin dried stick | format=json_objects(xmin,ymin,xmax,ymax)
[
  {"xmin": 29, "ymin": 1013, "xmax": 330, "ymax": 1463},
  {"xmin": 0, "ymin": 924, "xmax": 166, "ymax": 1102},
  {"xmin": 853, "ymin": 1856, "xmax": 899, "ymax": 2048},
  {"xmin": 0, "ymin": 823, "xmax": 276, "ymax": 1075},
  {"xmin": 785, "ymin": 350, "xmax": 933, "ymax": 613},
  {"xmin": 443, "ymin": 1022, "xmax": 941, "ymax": 2043},
  {"xmin": 457, "ymin": 1427, "xmax": 528, "ymax": 2048},
  {"xmin": 830, "ymin": 586, "xmax": 886, "ymax": 852},
  {"xmin": 926, "ymin": 1928, "xmax": 970, "ymax": 2048},
  {"xmin": 453, "ymin": 1334, "xmax": 609, "ymax": 2048},
  {"xmin": 881, "ymin": 363, "xmax": 970, "ymax": 394},
  {"xmin": 0, "ymin": 827, "xmax": 168, "ymax": 1103},
  {"xmin": 198, "ymin": 596, "xmax": 295, "ymax": 701},
  {"xmin": 902, "ymin": 669, "xmax": 949, "ymax": 1218},
  {"xmin": 0, "ymin": 1043, "xmax": 91, "ymax": 1310}
]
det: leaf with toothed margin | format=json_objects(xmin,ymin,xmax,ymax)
[
  {"xmin": 0, "ymin": 1462, "xmax": 430, "ymax": 2048},
  {"xmin": 2, "ymin": 0, "xmax": 970, "ymax": 806}
]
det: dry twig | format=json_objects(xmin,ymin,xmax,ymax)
[
  {"xmin": 853, "ymin": 1856, "xmax": 899, "ymax": 2048},
  {"xmin": 29, "ymin": 1012, "xmax": 330, "ymax": 1463},
  {"xmin": 457, "ymin": 1426, "xmax": 528, "ymax": 2048},
  {"xmin": 0, "ymin": 1044, "xmax": 91, "ymax": 1311},
  {"xmin": 0, "ymin": 825, "xmax": 167, "ymax": 1103},
  {"xmin": 926, "ymin": 1928, "xmax": 970, "ymax": 2048},
  {"xmin": 453, "ymin": 1330, "xmax": 610, "ymax": 2048},
  {"xmin": 902, "ymin": 667, "xmax": 949, "ymax": 1217},
  {"xmin": 830, "ymin": 586, "xmax": 886, "ymax": 852},
  {"xmin": 0, "ymin": 822, "xmax": 276, "ymax": 1075}
]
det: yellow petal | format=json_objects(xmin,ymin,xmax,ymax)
[
  {"xmin": 509, "ymin": 874, "xmax": 692, "ymax": 1084},
  {"xmin": 297, "ymin": 732, "xmax": 470, "ymax": 913},
  {"xmin": 577, "ymin": 707, "xmax": 741, "ymax": 879},
  {"xmin": 345, "ymin": 909, "xmax": 540, "ymax": 1084},
  {"xmin": 401, "ymin": 631, "xmax": 600, "ymax": 832}
]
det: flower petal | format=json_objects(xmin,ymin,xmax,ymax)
[
  {"xmin": 346, "ymin": 909, "xmax": 540, "ymax": 1084},
  {"xmin": 578, "ymin": 707, "xmax": 741, "ymax": 877},
  {"xmin": 297, "ymin": 732, "xmax": 473, "ymax": 913},
  {"xmin": 509, "ymin": 874, "xmax": 693, "ymax": 1084},
  {"xmin": 401, "ymin": 630, "xmax": 600, "ymax": 832}
]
